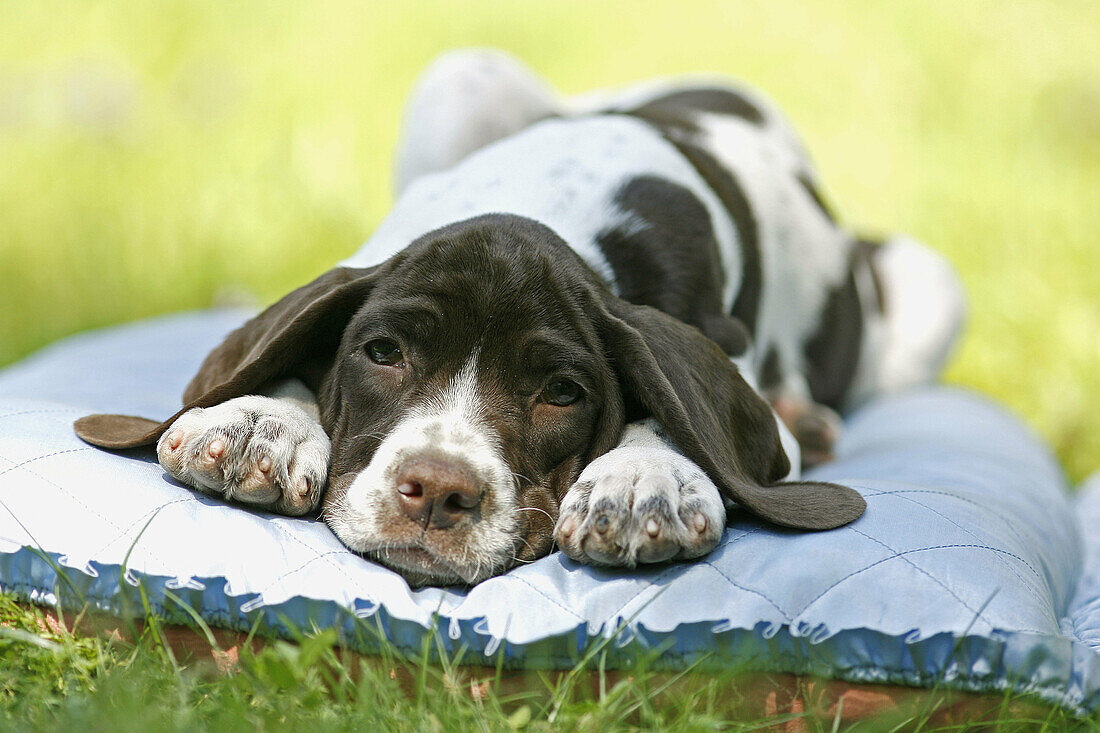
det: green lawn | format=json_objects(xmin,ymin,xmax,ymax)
[
  {"xmin": 1, "ymin": 1, "xmax": 1098, "ymax": 728},
  {"xmin": 0, "ymin": 595, "xmax": 1085, "ymax": 731}
]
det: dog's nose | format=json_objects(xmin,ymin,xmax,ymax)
[{"xmin": 395, "ymin": 458, "xmax": 483, "ymax": 528}]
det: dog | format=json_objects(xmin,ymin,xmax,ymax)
[{"xmin": 75, "ymin": 50, "xmax": 964, "ymax": 587}]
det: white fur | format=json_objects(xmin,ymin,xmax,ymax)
[
  {"xmin": 344, "ymin": 114, "xmax": 743, "ymax": 304},
  {"xmin": 870, "ymin": 235, "xmax": 967, "ymax": 396},
  {"xmin": 554, "ymin": 419, "xmax": 727, "ymax": 567},
  {"xmin": 156, "ymin": 381, "xmax": 329, "ymax": 516},
  {"xmin": 394, "ymin": 49, "xmax": 562, "ymax": 194},
  {"xmin": 327, "ymin": 353, "xmax": 519, "ymax": 583}
]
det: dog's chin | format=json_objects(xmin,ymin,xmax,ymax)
[{"xmin": 367, "ymin": 546, "xmax": 506, "ymax": 588}]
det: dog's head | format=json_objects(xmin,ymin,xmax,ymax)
[{"xmin": 75, "ymin": 215, "xmax": 864, "ymax": 585}]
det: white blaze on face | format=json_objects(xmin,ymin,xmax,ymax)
[{"xmin": 327, "ymin": 351, "xmax": 519, "ymax": 580}]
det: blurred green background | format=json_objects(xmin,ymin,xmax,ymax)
[{"xmin": 1, "ymin": 1, "xmax": 1096, "ymax": 480}]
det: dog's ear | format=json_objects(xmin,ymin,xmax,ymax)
[
  {"xmin": 597, "ymin": 296, "xmax": 865, "ymax": 530},
  {"xmin": 179, "ymin": 266, "xmax": 382, "ymax": 403},
  {"xmin": 74, "ymin": 265, "xmax": 382, "ymax": 450}
]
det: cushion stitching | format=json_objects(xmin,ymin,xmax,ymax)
[
  {"xmin": 0, "ymin": 446, "xmax": 361, "ymax": 592},
  {"xmin": 0, "ymin": 407, "xmax": 86, "ymax": 421},
  {"xmin": 793, "ymin": 531, "xmax": 1051, "ymax": 634},
  {"xmin": 0, "ymin": 447, "xmax": 94, "ymax": 482},
  {"xmin": 0, "ymin": 448, "xmax": 124, "ymax": 533},
  {"xmin": 247, "ymin": 550, "xmax": 361, "ymax": 598},
  {"xmin": 0, "ymin": 460, "xmax": 254, "ymax": 583},
  {"xmin": 86, "ymin": 497, "xmax": 203, "ymax": 559},
  {"xmin": 491, "ymin": 573, "xmax": 585, "ymax": 621},
  {"xmin": 698, "ymin": 560, "xmax": 793, "ymax": 621},
  {"xmin": 843, "ymin": 529, "xmax": 993, "ymax": 626},
  {"xmin": 256, "ymin": 520, "xmax": 364, "ymax": 587},
  {"xmin": 847, "ymin": 487, "xmax": 1064, "ymax": 574},
  {"xmin": 600, "ymin": 527, "xmax": 766, "ymax": 624},
  {"xmin": 887, "ymin": 492, "xmax": 1053, "ymax": 619}
]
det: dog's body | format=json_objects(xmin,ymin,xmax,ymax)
[{"xmin": 75, "ymin": 51, "xmax": 964, "ymax": 586}]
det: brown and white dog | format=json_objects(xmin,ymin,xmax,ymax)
[{"xmin": 75, "ymin": 50, "xmax": 964, "ymax": 587}]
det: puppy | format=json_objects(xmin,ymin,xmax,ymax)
[{"xmin": 75, "ymin": 51, "xmax": 964, "ymax": 586}]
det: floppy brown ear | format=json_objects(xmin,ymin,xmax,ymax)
[
  {"xmin": 74, "ymin": 265, "xmax": 382, "ymax": 450},
  {"xmin": 598, "ymin": 297, "xmax": 865, "ymax": 530}
]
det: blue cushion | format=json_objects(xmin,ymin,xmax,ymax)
[{"xmin": 1, "ymin": 310, "xmax": 1097, "ymax": 712}]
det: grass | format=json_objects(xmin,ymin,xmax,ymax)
[
  {"xmin": 1, "ymin": 592, "xmax": 1092, "ymax": 732},
  {"xmin": 0, "ymin": 0, "xmax": 1097, "ymax": 729}
]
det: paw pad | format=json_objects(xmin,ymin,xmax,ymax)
[
  {"xmin": 156, "ymin": 397, "xmax": 330, "ymax": 516},
  {"xmin": 554, "ymin": 445, "xmax": 725, "ymax": 568}
]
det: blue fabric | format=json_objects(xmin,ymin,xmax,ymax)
[{"xmin": 1, "ymin": 310, "xmax": 1098, "ymax": 712}]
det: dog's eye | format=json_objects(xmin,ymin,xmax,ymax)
[
  {"xmin": 541, "ymin": 379, "xmax": 583, "ymax": 406},
  {"xmin": 366, "ymin": 339, "xmax": 405, "ymax": 366}
]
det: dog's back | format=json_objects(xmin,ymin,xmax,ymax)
[{"xmin": 377, "ymin": 51, "xmax": 964, "ymax": 416}]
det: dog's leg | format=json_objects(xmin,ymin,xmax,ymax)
[
  {"xmin": 553, "ymin": 419, "xmax": 727, "ymax": 567},
  {"xmin": 770, "ymin": 390, "xmax": 842, "ymax": 470},
  {"xmin": 156, "ymin": 379, "xmax": 329, "ymax": 516},
  {"xmin": 751, "ymin": 354, "xmax": 839, "ymax": 470},
  {"xmin": 730, "ymin": 351, "xmax": 804, "ymax": 478},
  {"xmin": 394, "ymin": 49, "xmax": 563, "ymax": 194},
  {"xmin": 738, "ymin": 344, "xmax": 837, "ymax": 470}
]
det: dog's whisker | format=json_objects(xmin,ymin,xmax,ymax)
[
  {"xmin": 515, "ymin": 506, "xmax": 555, "ymax": 524},
  {"xmin": 509, "ymin": 534, "xmax": 538, "ymax": 565}
]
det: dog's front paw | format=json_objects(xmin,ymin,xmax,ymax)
[
  {"xmin": 156, "ymin": 396, "xmax": 329, "ymax": 515},
  {"xmin": 554, "ymin": 446, "xmax": 725, "ymax": 567}
]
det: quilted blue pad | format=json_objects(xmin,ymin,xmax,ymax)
[{"xmin": 1, "ymin": 310, "xmax": 1098, "ymax": 712}]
